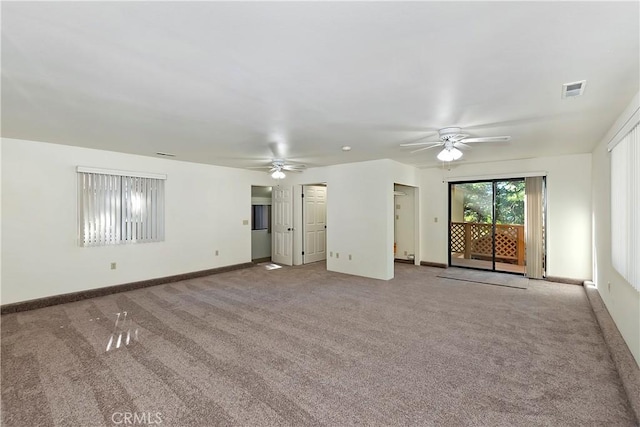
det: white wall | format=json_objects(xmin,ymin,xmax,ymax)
[
  {"xmin": 0, "ymin": 140, "xmax": 2, "ymax": 298},
  {"xmin": 591, "ymin": 93, "xmax": 640, "ymax": 365},
  {"xmin": 289, "ymin": 159, "xmax": 420, "ymax": 280},
  {"xmin": 420, "ymin": 153, "xmax": 593, "ymax": 280},
  {"xmin": 451, "ymin": 186, "xmax": 464, "ymax": 222},
  {"xmin": 0, "ymin": 140, "xmax": 421, "ymax": 305},
  {"xmin": 251, "ymin": 230, "xmax": 271, "ymax": 260},
  {"xmin": 1, "ymin": 138, "xmax": 271, "ymax": 304},
  {"xmin": 326, "ymin": 161, "xmax": 392, "ymax": 278}
]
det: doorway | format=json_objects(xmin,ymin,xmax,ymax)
[
  {"xmin": 250, "ymin": 186, "xmax": 273, "ymax": 262},
  {"xmin": 394, "ymin": 184, "xmax": 417, "ymax": 263},
  {"xmin": 269, "ymin": 183, "xmax": 329, "ymax": 267},
  {"xmin": 449, "ymin": 179, "xmax": 528, "ymax": 274}
]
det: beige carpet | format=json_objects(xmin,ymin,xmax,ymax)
[
  {"xmin": 1, "ymin": 263, "xmax": 636, "ymax": 426},
  {"xmin": 438, "ymin": 267, "xmax": 529, "ymax": 289}
]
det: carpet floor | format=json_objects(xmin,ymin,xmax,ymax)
[{"xmin": 1, "ymin": 263, "xmax": 636, "ymax": 426}]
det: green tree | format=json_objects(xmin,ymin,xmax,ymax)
[
  {"xmin": 495, "ymin": 181, "xmax": 525, "ymax": 224},
  {"xmin": 462, "ymin": 182, "xmax": 493, "ymax": 223},
  {"xmin": 461, "ymin": 181, "xmax": 524, "ymax": 225}
]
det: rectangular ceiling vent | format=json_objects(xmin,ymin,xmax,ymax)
[{"xmin": 562, "ymin": 80, "xmax": 587, "ymax": 98}]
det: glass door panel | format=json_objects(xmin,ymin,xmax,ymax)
[
  {"xmin": 494, "ymin": 180, "xmax": 526, "ymax": 274},
  {"xmin": 450, "ymin": 182, "xmax": 494, "ymax": 271}
]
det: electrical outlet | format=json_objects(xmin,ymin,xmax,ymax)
[
  {"xmin": 242, "ymin": 219, "xmax": 249, "ymax": 225},
  {"xmin": 215, "ymin": 250, "xmax": 219, "ymax": 256},
  {"xmin": 396, "ymin": 204, "xmax": 401, "ymax": 209},
  {"xmin": 349, "ymin": 254, "xmax": 352, "ymax": 260},
  {"xmin": 608, "ymin": 282, "xmax": 611, "ymax": 292},
  {"xmin": 110, "ymin": 262, "xmax": 117, "ymax": 270},
  {"xmin": 434, "ymin": 217, "xmax": 438, "ymax": 223},
  {"xmin": 396, "ymin": 215, "xmax": 399, "ymax": 220},
  {"xmin": 404, "ymin": 251, "xmax": 407, "ymax": 256},
  {"xmin": 336, "ymin": 253, "xmax": 340, "ymax": 259},
  {"xmin": 330, "ymin": 252, "xmax": 333, "ymax": 257}
]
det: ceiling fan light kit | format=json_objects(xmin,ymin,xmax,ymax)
[
  {"xmin": 400, "ymin": 127, "xmax": 511, "ymax": 163},
  {"xmin": 437, "ymin": 146, "xmax": 463, "ymax": 162},
  {"xmin": 271, "ymin": 170, "xmax": 286, "ymax": 180}
]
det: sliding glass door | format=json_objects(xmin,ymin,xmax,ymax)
[
  {"xmin": 449, "ymin": 179, "xmax": 526, "ymax": 274},
  {"xmin": 494, "ymin": 180, "xmax": 526, "ymax": 273},
  {"xmin": 450, "ymin": 182, "xmax": 495, "ymax": 271}
]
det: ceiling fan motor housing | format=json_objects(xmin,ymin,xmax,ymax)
[{"xmin": 439, "ymin": 127, "xmax": 464, "ymax": 141}]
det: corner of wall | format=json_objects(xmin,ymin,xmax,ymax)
[{"xmin": 590, "ymin": 92, "xmax": 640, "ymax": 366}]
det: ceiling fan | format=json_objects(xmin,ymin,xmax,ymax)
[
  {"xmin": 247, "ymin": 142, "xmax": 306, "ymax": 179},
  {"xmin": 248, "ymin": 159, "xmax": 306, "ymax": 179},
  {"xmin": 400, "ymin": 127, "xmax": 511, "ymax": 162}
]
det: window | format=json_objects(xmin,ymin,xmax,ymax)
[
  {"xmin": 251, "ymin": 205, "xmax": 271, "ymax": 231},
  {"xmin": 77, "ymin": 167, "xmax": 166, "ymax": 247},
  {"xmin": 611, "ymin": 123, "xmax": 639, "ymax": 291}
]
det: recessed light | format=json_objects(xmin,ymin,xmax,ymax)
[
  {"xmin": 342, "ymin": 146, "xmax": 352, "ymax": 151},
  {"xmin": 156, "ymin": 152, "xmax": 176, "ymax": 157}
]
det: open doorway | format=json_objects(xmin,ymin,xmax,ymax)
[
  {"xmin": 272, "ymin": 183, "xmax": 328, "ymax": 267},
  {"xmin": 251, "ymin": 186, "xmax": 272, "ymax": 262},
  {"xmin": 394, "ymin": 184, "xmax": 417, "ymax": 264}
]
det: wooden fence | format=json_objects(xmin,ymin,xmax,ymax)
[{"xmin": 450, "ymin": 222, "xmax": 525, "ymax": 265}]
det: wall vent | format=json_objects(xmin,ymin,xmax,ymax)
[{"xmin": 562, "ymin": 80, "xmax": 587, "ymax": 98}]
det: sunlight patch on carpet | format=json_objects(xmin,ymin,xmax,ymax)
[{"xmin": 258, "ymin": 262, "xmax": 283, "ymax": 270}]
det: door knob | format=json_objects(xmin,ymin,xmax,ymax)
[{"xmin": 287, "ymin": 228, "xmax": 292, "ymax": 231}]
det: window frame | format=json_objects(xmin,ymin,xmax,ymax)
[{"xmin": 77, "ymin": 167, "xmax": 167, "ymax": 247}]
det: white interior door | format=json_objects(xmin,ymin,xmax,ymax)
[
  {"xmin": 272, "ymin": 186, "xmax": 293, "ymax": 265},
  {"xmin": 303, "ymin": 185, "xmax": 327, "ymax": 264}
]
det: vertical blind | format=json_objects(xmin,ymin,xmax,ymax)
[
  {"xmin": 611, "ymin": 123, "xmax": 639, "ymax": 291},
  {"xmin": 78, "ymin": 171, "xmax": 165, "ymax": 247},
  {"xmin": 525, "ymin": 176, "xmax": 545, "ymax": 279}
]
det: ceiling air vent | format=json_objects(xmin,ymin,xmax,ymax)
[{"xmin": 562, "ymin": 80, "xmax": 586, "ymax": 98}]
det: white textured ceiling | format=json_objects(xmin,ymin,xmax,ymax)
[{"xmin": 2, "ymin": 2, "xmax": 638, "ymax": 169}]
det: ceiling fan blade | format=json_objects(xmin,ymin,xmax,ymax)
[
  {"xmin": 454, "ymin": 142, "xmax": 471, "ymax": 149},
  {"xmin": 281, "ymin": 169, "xmax": 303, "ymax": 173},
  {"xmin": 282, "ymin": 165, "xmax": 306, "ymax": 171},
  {"xmin": 449, "ymin": 133, "xmax": 470, "ymax": 142},
  {"xmin": 400, "ymin": 140, "xmax": 441, "ymax": 147},
  {"xmin": 246, "ymin": 165, "xmax": 273, "ymax": 170},
  {"xmin": 410, "ymin": 144, "xmax": 442, "ymax": 154},
  {"xmin": 399, "ymin": 133, "xmax": 439, "ymax": 146},
  {"xmin": 459, "ymin": 136, "xmax": 511, "ymax": 143}
]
